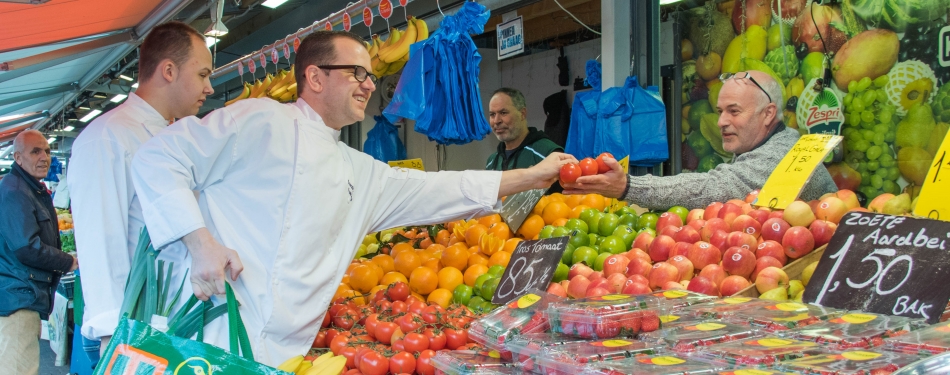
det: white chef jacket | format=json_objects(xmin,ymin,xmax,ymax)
[
  {"xmin": 131, "ymin": 98, "xmax": 502, "ymax": 366},
  {"xmin": 68, "ymin": 93, "xmax": 191, "ymax": 340}
]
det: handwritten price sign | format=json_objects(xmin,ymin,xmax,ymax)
[
  {"xmin": 500, "ymin": 189, "xmax": 546, "ymax": 233},
  {"xmin": 492, "ymin": 237, "xmax": 568, "ymax": 305},
  {"xmin": 913, "ymin": 130, "xmax": 950, "ymax": 221},
  {"xmin": 388, "ymin": 158, "xmax": 424, "ymax": 171},
  {"xmin": 755, "ymin": 134, "xmax": 842, "ymax": 209}
]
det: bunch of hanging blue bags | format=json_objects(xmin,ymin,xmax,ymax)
[
  {"xmin": 384, "ymin": 1, "xmax": 492, "ymax": 145},
  {"xmin": 566, "ymin": 60, "xmax": 669, "ymax": 167}
]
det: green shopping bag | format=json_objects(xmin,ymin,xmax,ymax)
[{"xmin": 93, "ymin": 284, "xmax": 290, "ymax": 375}]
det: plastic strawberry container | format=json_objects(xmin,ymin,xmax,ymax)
[
  {"xmin": 638, "ymin": 320, "xmax": 759, "ymax": 352},
  {"xmin": 775, "ymin": 349, "xmax": 920, "ymax": 375},
  {"xmin": 580, "ymin": 354, "xmax": 728, "ymax": 375},
  {"xmin": 885, "ymin": 320, "xmax": 950, "ymax": 357},
  {"xmin": 430, "ymin": 351, "xmax": 520, "ymax": 375},
  {"xmin": 546, "ymin": 294, "xmax": 666, "ymax": 339},
  {"xmin": 504, "ymin": 333, "xmax": 590, "ymax": 374},
  {"xmin": 649, "ymin": 290, "xmax": 718, "ymax": 309},
  {"xmin": 658, "ymin": 313, "xmax": 718, "ymax": 329},
  {"xmin": 783, "ymin": 312, "xmax": 924, "ymax": 350},
  {"xmin": 697, "ymin": 335, "xmax": 826, "ymax": 367},
  {"xmin": 468, "ymin": 290, "xmax": 564, "ymax": 358},
  {"xmin": 534, "ymin": 338, "xmax": 662, "ymax": 375},
  {"xmin": 679, "ymin": 297, "xmax": 772, "ymax": 320},
  {"xmin": 715, "ymin": 369, "xmax": 802, "ymax": 374},
  {"xmin": 730, "ymin": 302, "xmax": 844, "ymax": 332}
]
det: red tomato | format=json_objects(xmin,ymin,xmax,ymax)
[
  {"xmin": 327, "ymin": 303, "xmax": 346, "ymax": 320},
  {"xmin": 387, "ymin": 282, "xmax": 410, "ymax": 301},
  {"xmin": 364, "ymin": 314, "xmax": 380, "ymax": 340},
  {"xmin": 321, "ymin": 312, "xmax": 331, "ymax": 328},
  {"xmin": 372, "ymin": 289, "xmax": 388, "ymax": 303},
  {"xmin": 390, "ymin": 300, "xmax": 408, "ymax": 315},
  {"xmin": 340, "ymin": 346, "xmax": 360, "ymax": 369},
  {"xmin": 579, "ymin": 157, "xmax": 598, "ymax": 176},
  {"xmin": 408, "ymin": 300, "xmax": 427, "ymax": 315},
  {"xmin": 403, "ymin": 332, "xmax": 430, "ymax": 353},
  {"xmin": 329, "ymin": 334, "xmax": 351, "ymax": 355},
  {"xmin": 423, "ymin": 328, "xmax": 446, "ymax": 350},
  {"xmin": 374, "ymin": 299, "xmax": 392, "ymax": 314},
  {"xmin": 421, "ymin": 305, "xmax": 446, "ymax": 324},
  {"xmin": 391, "ymin": 338, "xmax": 405, "ymax": 352},
  {"xmin": 375, "ymin": 322, "xmax": 398, "ymax": 345},
  {"xmin": 359, "ymin": 351, "xmax": 389, "ymax": 375},
  {"xmin": 343, "ymin": 370, "xmax": 361, "ymax": 375},
  {"xmin": 444, "ymin": 328, "xmax": 468, "ymax": 350},
  {"xmin": 312, "ymin": 329, "xmax": 328, "ymax": 348},
  {"xmin": 389, "ymin": 352, "xmax": 417, "ymax": 374},
  {"xmin": 397, "ymin": 313, "xmax": 423, "ymax": 333},
  {"xmin": 416, "ymin": 350, "xmax": 437, "ymax": 375},
  {"xmin": 596, "ymin": 152, "xmax": 615, "ymax": 173},
  {"xmin": 559, "ymin": 163, "xmax": 582, "ymax": 184},
  {"xmin": 332, "ymin": 307, "xmax": 357, "ymax": 330},
  {"xmin": 354, "ymin": 347, "xmax": 374, "ymax": 369}
]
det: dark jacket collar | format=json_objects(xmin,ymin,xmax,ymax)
[{"xmin": 11, "ymin": 161, "xmax": 46, "ymax": 193}]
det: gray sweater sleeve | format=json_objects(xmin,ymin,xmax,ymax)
[{"xmin": 622, "ymin": 127, "xmax": 838, "ymax": 210}]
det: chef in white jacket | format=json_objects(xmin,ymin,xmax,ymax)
[
  {"xmin": 68, "ymin": 21, "xmax": 214, "ymax": 349},
  {"xmin": 131, "ymin": 30, "xmax": 573, "ymax": 365}
]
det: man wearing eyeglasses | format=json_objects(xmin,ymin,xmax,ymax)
[
  {"xmin": 129, "ymin": 30, "xmax": 574, "ymax": 366},
  {"xmin": 562, "ymin": 70, "xmax": 837, "ymax": 209}
]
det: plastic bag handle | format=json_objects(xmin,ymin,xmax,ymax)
[{"xmin": 226, "ymin": 283, "xmax": 254, "ymax": 361}]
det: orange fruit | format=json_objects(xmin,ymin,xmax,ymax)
[
  {"xmin": 340, "ymin": 274, "xmax": 351, "ymax": 285},
  {"xmin": 552, "ymin": 218, "xmax": 569, "ymax": 227},
  {"xmin": 502, "ymin": 238, "xmax": 523, "ymax": 253},
  {"xmin": 366, "ymin": 262, "xmax": 385, "ymax": 282},
  {"xmin": 441, "ymin": 245, "xmax": 470, "ymax": 270},
  {"xmin": 570, "ymin": 205, "xmax": 591, "ymax": 219},
  {"xmin": 422, "ymin": 258, "xmax": 441, "ymax": 272},
  {"xmin": 463, "ymin": 264, "xmax": 489, "ymax": 287},
  {"xmin": 410, "ymin": 292, "xmax": 425, "ymax": 304},
  {"xmin": 565, "ymin": 194, "xmax": 585, "ymax": 208},
  {"xmin": 541, "ymin": 201, "xmax": 570, "ymax": 225},
  {"xmin": 435, "ymin": 229, "xmax": 450, "ymax": 246},
  {"xmin": 464, "ymin": 224, "xmax": 488, "ymax": 247},
  {"xmin": 548, "ymin": 192, "xmax": 566, "ymax": 202},
  {"xmin": 424, "ymin": 243, "xmax": 445, "ymax": 257},
  {"xmin": 488, "ymin": 222, "xmax": 511, "ymax": 241},
  {"xmin": 468, "ymin": 246, "xmax": 481, "ymax": 255},
  {"xmin": 409, "ymin": 267, "xmax": 438, "ymax": 295},
  {"xmin": 480, "ymin": 234, "xmax": 505, "ymax": 256},
  {"xmin": 380, "ymin": 271, "xmax": 408, "ymax": 286},
  {"xmin": 391, "ymin": 243, "xmax": 415, "ymax": 258},
  {"xmin": 518, "ymin": 214, "xmax": 545, "ymax": 240},
  {"xmin": 477, "ymin": 214, "xmax": 502, "ymax": 228},
  {"xmin": 437, "ymin": 267, "xmax": 464, "ymax": 291},
  {"xmin": 488, "ymin": 251, "xmax": 511, "ymax": 268},
  {"xmin": 371, "ymin": 254, "xmax": 395, "ymax": 274},
  {"xmin": 336, "ymin": 289, "xmax": 366, "ymax": 306},
  {"xmin": 394, "ymin": 251, "xmax": 422, "ymax": 276},
  {"xmin": 418, "ymin": 237, "xmax": 433, "ymax": 249},
  {"xmin": 581, "ymin": 194, "xmax": 606, "ymax": 211},
  {"xmin": 468, "ymin": 252, "xmax": 489, "ymax": 268},
  {"xmin": 426, "ymin": 288, "xmax": 453, "ymax": 308},
  {"xmin": 447, "ymin": 234, "xmax": 464, "ymax": 246},
  {"xmin": 532, "ymin": 195, "xmax": 551, "ymax": 216},
  {"xmin": 349, "ymin": 265, "xmax": 379, "ymax": 293}
]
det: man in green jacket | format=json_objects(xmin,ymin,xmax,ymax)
[{"xmin": 485, "ymin": 88, "xmax": 563, "ymax": 171}]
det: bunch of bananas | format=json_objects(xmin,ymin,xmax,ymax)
[
  {"xmin": 225, "ymin": 66, "xmax": 298, "ymax": 106},
  {"xmin": 368, "ymin": 16, "xmax": 429, "ymax": 78},
  {"xmin": 276, "ymin": 352, "xmax": 344, "ymax": 375}
]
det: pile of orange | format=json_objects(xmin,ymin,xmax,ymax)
[{"xmin": 516, "ymin": 193, "xmax": 612, "ymax": 240}]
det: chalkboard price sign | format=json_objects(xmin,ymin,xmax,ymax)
[
  {"xmin": 492, "ymin": 237, "xmax": 568, "ymax": 305},
  {"xmin": 803, "ymin": 211, "xmax": 950, "ymax": 323},
  {"xmin": 499, "ymin": 188, "xmax": 545, "ymax": 233}
]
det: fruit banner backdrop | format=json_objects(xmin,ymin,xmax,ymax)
[{"xmin": 677, "ymin": 0, "xmax": 950, "ymax": 208}]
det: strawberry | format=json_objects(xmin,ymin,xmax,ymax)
[{"xmin": 641, "ymin": 314, "xmax": 661, "ymax": 332}]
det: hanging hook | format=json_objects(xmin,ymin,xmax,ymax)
[{"xmin": 436, "ymin": 0, "xmax": 444, "ymax": 17}]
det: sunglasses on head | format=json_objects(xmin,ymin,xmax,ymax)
[{"xmin": 719, "ymin": 72, "xmax": 772, "ymax": 104}]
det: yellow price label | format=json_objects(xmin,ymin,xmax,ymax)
[
  {"xmin": 609, "ymin": 156, "xmax": 631, "ymax": 212},
  {"xmin": 755, "ymin": 134, "xmax": 842, "ymax": 209},
  {"xmin": 388, "ymin": 158, "xmax": 425, "ymax": 171},
  {"xmin": 913, "ymin": 131, "xmax": 950, "ymax": 221}
]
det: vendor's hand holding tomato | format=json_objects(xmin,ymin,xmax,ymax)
[{"xmin": 560, "ymin": 152, "xmax": 629, "ymax": 198}]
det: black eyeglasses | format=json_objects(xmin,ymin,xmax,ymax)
[
  {"xmin": 719, "ymin": 72, "xmax": 772, "ymax": 104},
  {"xmin": 318, "ymin": 65, "xmax": 378, "ymax": 85}
]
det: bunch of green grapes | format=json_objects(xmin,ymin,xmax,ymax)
[{"xmin": 840, "ymin": 75, "xmax": 902, "ymax": 200}]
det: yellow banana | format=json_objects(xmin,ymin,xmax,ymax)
[
  {"xmin": 379, "ymin": 17, "xmax": 416, "ymax": 63},
  {"xmin": 276, "ymin": 355, "xmax": 304, "ymax": 372},
  {"xmin": 312, "ymin": 356, "xmax": 346, "ymax": 375},
  {"xmin": 413, "ymin": 16, "xmax": 428, "ymax": 43},
  {"xmin": 310, "ymin": 352, "xmax": 334, "ymax": 368},
  {"xmin": 367, "ymin": 34, "xmax": 380, "ymax": 57},
  {"xmin": 295, "ymin": 361, "xmax": 312, "ymax": 374},
  {"xmin": 225, "ymin": 83, "xmax": 251, "ymax": 106},
  {"xmin": 253, "ymin": 74, "xmax": 274, "ymax": 98},
  {"xmin": 245, "ymin": 80, "xmax": 263, "ymax": 99},
  {"xmin": 301, "ymin": 352, "xmax": 338, "ymax": 375},
  {"xmin": 372, "ymin": 54, "xmax": 390, "ymax": 77},
  {"xmin": 383, "ymin": 59, "xmax": 406, "ymax": 76}
]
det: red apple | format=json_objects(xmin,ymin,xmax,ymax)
[
  {"xmin": 687, "ymin": 241, "xmax": 722, "ymax": 270},
  {"xmin": 628, "ymin": 274, "xmax": 649, "ymax": 286},
  {"xmin": 656, "ymin": 212, "xmax": 684, "ymax": 233},
  {"xmin": 701, "ymin": 218, "xmax": 729, "ymax": 241},
  {"xmin": 663, "ymin": 281, "xmax": 686, "ymax": 290},
  {"xmin": 760, "ymin": 218, "xmax": 791, "ymax": 243},
  {"xmin": 722, "ymin": 247, "xmax": 757, "ymax": 278},
  {"xmin": 648, "ymin": 262, "xmax": 681, "ymax": 290},
  {"xmin": 670, "ymin": 242, "xmax": 693, "ymax": 258},
  {"xmin": 704, "ymin": 202, "xmax": 724, "ymax": 220},
  {"xmin": 588, "ymin": 271, "xmax": 604, "ymax": 283},
  {"xmin": 649, "ymin": 235, "xmax": 676, "ymax": 262},
  {"xmin": 751, "ymin": 256, "xmax": 784, "ymax": 280},
  {"xmin": 783, "ymin": 201, "xmax": 816, "ymax": 227},
  {"xmin": 720, "ymin": 275, "xmax": 752, "ymax": 296},
  {"xmin": 717, "ymin": 203, "xmax": 744, "ymax": 226},
  {"xmin": 586, "ymin": 286, "xmax": 612, "ymax": 297},
  {"xmin": 606, "ymin": 273, "xmax": 628, "ymax": 293},
  {"xmin": 624, "ymin": 248, "xmax": 652, "ymax": 264},
  {"xmin": 745, "ymin": 189, "xmax": 760, "ymax": 204},
  {"xmin": 755, "ymin": 240, "xmax": 788, "ymax": 265},
  {"xmin": 560, "ymin": 279, "xmax": 570, "ymax": 290},
  {"xmin": 836, "ymin": 190, "xmax": 860, "ymax": 210},
  {"xmin": 699, "ymin": 264, "xmax": 728, "ymax": 287},
  {"xmin": 602, "ymin": 254, "xmax": 630, "ymax": 277},
  {"xmin": 567, "ymin": 275, "xmax": 591, "ymax": 298},
  {"xmin": 748, "ymin": 209, "xmax": 771, "ymax": 225},
  {"xmin": 687, "ymin": 275, "xmax": 720, "ymax": 296},
  {"xmin": 815, "ymin": 196, "xmax": 848, "ymax": 224},
  {"xmin": 769, "ymin": 210, "xmax": 786, "ymax": 220},
  {"xmin": 621, "ymin": 280, "xmax": 652, "ymax": 295},
  {"xmin": 632, "ymin": 232, "xmax": 655, "ymax": 252},
  {"xmin": 587, "ymin": 278, "xmax": 610, "ymax": 292},
  {"xmin": 568, "ymin": 263, "xmax": 594, "ymax": 280},
  {"xmin": 754, "ymin": 266, "xmax": 789, "ymax": 294},
  {"xmin": 659, "ymin": 225, "xmax": 679, "ymax": 238},
  {"xmin": 625, "ymin": 257, "xmax": 653, "ymax": 278},
  {"xmin": 668, "ymin": 255, "xmax": 695, "ymax": 281},
  {"xmin": 726, "ymin": 231, "xmax": 758, "ymax": 251},
  {"xmin": 547, "ymin": 282, "xmax": 567, "ymax": 298},
  {"xmin": 732, "ymin": 215, "xmax": 763, "ymax": 239},
  {"xmin": 687, "ymin": 209, "xmax": 705, "ymax": 224},
  {"xmin": 673, "ymin": 226, "xmax": 702, "ymax": 243},
  {"xmin": 810, "ymin": 220, "xmax": 837, "ymax": 248},
  {"xmin": 783, "ymin": 226, "xmax": 816, "ymax": 259},
  {"xmin": 688, "ymin": 219, "xmax": 707, "ymax": 231},
  {"xmin": 709, "ymin": 230, "xmax": 729, "ymax": 252}
]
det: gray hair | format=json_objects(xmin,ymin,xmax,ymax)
[
  {"xmin": 492, "ymin": 87, "xmax": 526, "ymax": 112},
  {"xmin": 13, "ymin": 129, "xmax": 43, "ymax": 154},
  {"xmin": 756, "ymin": 74, "xmax": 784, "ymax": 122}
]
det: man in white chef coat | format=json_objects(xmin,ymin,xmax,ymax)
[
  {"xmin": 68, "ymin": 21, "xmax": 214, "ymax": 352},
  {"xmin": 130, "ymin": 30, "xmax": 572, "ymax": 365}
]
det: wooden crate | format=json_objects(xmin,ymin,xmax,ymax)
[{"xmin": 735, "ymin": 244, "xmax": 827, "ymax": 298}]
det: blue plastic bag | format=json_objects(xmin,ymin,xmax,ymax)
[
  {"xmin": 625, "ymin": 80, "xmax": 668, "ymax": 166},
  {"xmin": 565, "ymin": 60, "xmax": 603, "ymax": 159},
  {"xmin": 593, "ymin": 77, "xmax": 638, "ymax": 160},
  {"xmin": 363, "ymin": 115, "xmax": 406, "ymax": 163}
]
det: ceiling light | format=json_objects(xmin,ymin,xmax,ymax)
[
  {"xmin": 131, "ymin": 83, "xmax": 139, "ymax": 89},
  {"xmin": 659, "ymin": 0, "xmax": 684, "ymax": 4},
  {"xmin": 111, "ymin": 94, "xmax": 127, "ymax": 103},
  {"xmin": 119, "ymin": 74, "xmax": 134, "ymax": 81},
  {"xmin": 47, "ymin": 137, "xmax": 57, "ymax": 144},
  {"xmin": 204, "ymin": 0, "xmax": 229, "ymax": 37},
  {"xmin": 79, "ymin": 110, "xmax": 102, "ymax": 123},
  {"xmin": 63, "ymin": 126, "xmax": 75, "ymax": 132},
  {"xmin": 206, "ymin": 37, "xmax": 219, "ymax": 47},
  {"xmin": 261, "ymin": 0, "xmax": 290, "ymax": 8},
  {"xmin": 79, "ymin": 106, "xmax": 90, "ymax": 110}
]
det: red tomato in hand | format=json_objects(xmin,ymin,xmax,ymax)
[
  {"xmin": 559, "ymin": 163, "xmax": 581, "ymax": 184},
  {"xmin": 390, "ymin": 352, "xmax": 417, "ymax": 374},
  {"xmin": 579, "ymin": 158, "xmax": 598, "ymax": 176},
  {"xmin": 416, "ymin": 350, "xmax": 437, "ymax": 375},
  {"xmin": 596, "ymin": 152, "xmax": 615, "ymax": 173}
]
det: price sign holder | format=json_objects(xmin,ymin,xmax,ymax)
[
  {"xmin": 608, "ymin": 156, "xmax": 631, "ymax": 212},
  {"xmin": 802, "ymin": 211, "xmax": 950, "ymax": 324},
  {"xmin": 913, "ymin": 131, "xmax": 950, "ymax": 221},
  {"xmin": 500, "ymin": 188, "xmax": 546, "ymax": 233},
  {"xmin": 491, "ymin": 237, "xmax": 568, "ymax": 305},
  {"xmin": 387, "ymin": 158, "xmax": 424, "ymax": 171},
  {"xmin": 754, "ymin": 134, "xmax": 842, "ymax": 210}
]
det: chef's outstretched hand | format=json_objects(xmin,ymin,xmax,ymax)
[
  {"xmin": 531, "ymin": 152, "xmax": 579, "ymax": 188},
  {"xmin": 182, "ymin": 228, "xmax": 244, "ymax": 301},
  {"xmin": 561, "ymin": 156, "xmax": 628, "ymax": 198}
]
